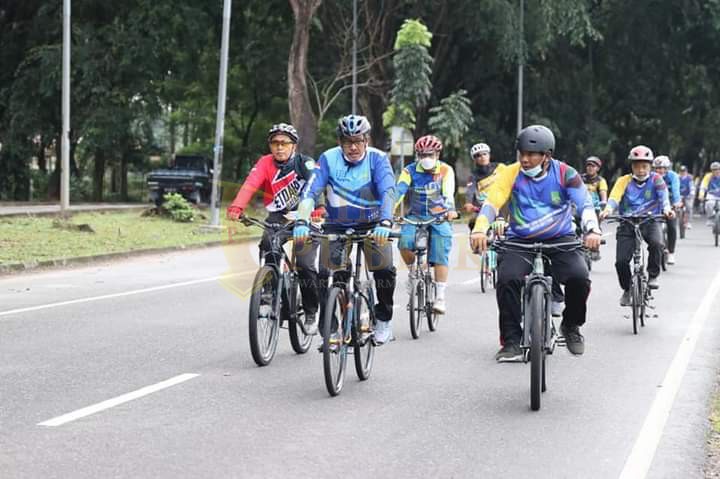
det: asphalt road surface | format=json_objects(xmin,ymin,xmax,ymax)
[{"xmin": 2, "ymin": 219, "xmax": 720, "ymax": 478}]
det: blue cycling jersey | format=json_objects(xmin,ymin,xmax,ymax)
[{"xmin": 663, "ymin": 170, "xmax": 681, "ymax": 204}]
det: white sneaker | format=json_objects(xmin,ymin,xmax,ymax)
[
  {"xmin": 686, "ymin": 223, "xmax": 692, "ymax": 230},
  {"xmin": 667, "ymin": 253, "xmax": 675, "ymax": 265},
  {"xmin": 374, "ymin": 320, "xmax": 393, "ymax": 345},
  {"xmin": 433, "ymin": 298, "xmax": 446, "ymax": 314},
  {"xmin": 551, "ymin": 301, "xmax": 565, "ymax": 317}
]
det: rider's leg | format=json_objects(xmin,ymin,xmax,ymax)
[
  {"xmin": 666, "ymin": 215, "xmax": 678, "ymax": 254},
  {"xmin": 364, "ymin": 239, "xmax": 396, "ymax": 323},
  {"xmin": 429, "ymin": 223, "xmax": 453, "ymax": 302},
  {"xmin": 642, "ymin": 222, "xmax": 664, "ymax": 280},
  {"xmin": 495, "ymin": 249, "xmax": 534, "ymax": 346},
  {"xmin": 294, "ymin": 238, "xmax": 319, "ymax": 317},
  {"xmin": 615, "ymin": 224, "xmax": 635, "ymax": 291},
  {"xmin": 547, "ymin": 241, "xmax": 590, "ymax": 330},
  {"xmin": 317, "ymin": 237, "xmax": 350, "ymax": 335}
]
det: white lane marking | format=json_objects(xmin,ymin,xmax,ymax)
[
  {"xmin": 37, "ymin": 373, "xmax": 200, "ymax": 427},
  {"xmin": 0, "ymin": 272, "xmax": 253, "ymax": 318},
  {"xmin": 462, "ymin": 277, "xmax": 480, "ymax": 285},
  {"xmin": 619, "ymin": 266, "xmax": 720, "ymax": 479}
]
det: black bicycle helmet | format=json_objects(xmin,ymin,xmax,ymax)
[{"xmin": 516, "ymin": 125, "xmax": 555, "ymax": 154}]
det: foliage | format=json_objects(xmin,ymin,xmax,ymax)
[
  {"xmin": 161, "ymin": 193, "xmax": 195, "ymax": 222},
  {"xmin": 428, "ymin": 90, "xmax": 474, "ymax": 154}
]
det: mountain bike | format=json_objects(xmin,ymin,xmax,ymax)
[
  {"xmin": 396, "ymin": 216, "xmax": 443, "ymax": 339},
  {"xmin": 708, "ymin": 199, "xmax": 720, "ymax": 247},
  {"xmin": 678, "ymin": 203, "xmax": 687, "ymax": 239},
  {"xmin": 311, "ymin": 228, "xmax": 400, "ymax": 396},
  {"xmin": 240, "ymin": 216, "xmax": 315, "ymax": 366},
  {"xmin": 491, "ymin": 238, "xmax": 584, "ymax": 411},
  {"xmin": 607, "ymin": 215, "xmax": 665, "ymax": 334}
]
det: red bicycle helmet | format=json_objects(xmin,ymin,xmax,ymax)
[{"xmin": 415, "ymin": 135, "xmax": 443, "ymax": 154}]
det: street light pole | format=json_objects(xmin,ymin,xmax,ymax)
[
  {"xmin": 351, "ymin": 0, "xmax": 358, "ymax": 115},
  {"xmin": 61, "ymin": 0, "xmax": 71, "ymax": 214},
  {"xmin": 517, "ymin": 0, "xmax": 524, "ymax": 136},
  {"xmin": 209, "ymin": 0, "xmax": 232, "ymax": 227}
]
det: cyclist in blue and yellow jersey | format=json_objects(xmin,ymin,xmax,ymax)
[
  {"xmin": 293, "ymin": 114, "xmax": 398, "ymax": 345},
  {"xmin": 463, "ymin": 143, "xmax": 507, "ymax": 231},
  {"xmin": 678, "ymin": 165, "xmax": 695, "ymax": 230},
  {"xmin": 581, "ymin": 156, "xmax": 608, "ymax": 213},
  {"xmin": 599, "ymin": 146, "xmax": 673, "ymax": 305},
  {"xmin": 653, "ymin": 155, "xmax": 682, "ymax": 264},
  {"xmin": 470, "ymin": 125, "xmax": 602, "ymax": 362},
  {"xmin": 698, "ymin": 162, "xmax": 720, "ymax": 225},
  {"xmin": 396, "ymin": 135, "xmax": 458, "ymax": 315}
]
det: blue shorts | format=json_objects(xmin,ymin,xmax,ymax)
[{"xmin": 398, "ymin": 219, "xmax": 453, "ymax": 266}]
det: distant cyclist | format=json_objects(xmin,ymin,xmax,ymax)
[
  {"xmin": 463, "ymin": 143, "xmax": 506, "ymax": 231},
  {"xmin": 698, "ymin": 162, "xmax": 720, "ymax": 225},
  {"xmin": 396, "ymin": 135, "xmax": 458, "ymax": 315},
  {"xmin": 678, "ymin": 165, "xmax": 695, "ymax": 229},
  {"xmin": 653, "ymin": 155, "xmax": 681, "ymax": 264}
]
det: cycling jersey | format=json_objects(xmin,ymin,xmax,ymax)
[
  {"xmin": 466, "ymin": 163, "xmax": 507, "ymax": 207},
  {"xmin": 472, "ymin": 159, "xmax": 598, "ymax": 240},
  {"xmin": 699, "ymin": 172, "xmax": 720, "ymax": 199},
  {"xmin": 662, "ymin": 170, "xmax": 681, "ymax": 204},
  {"xmin": 679, "ymin": 174, "xmax": 695, "ymax": 197},
  {"xmin": 301, "ymin": 146, "xmax": 395, "ymax": 227},
  {"xmin": 396, "ymin": 161, "xmax": 455, "ymax": 217},
  {"xmin": 581, "ymin": 173, "xmax": 608, "ymax": 209},
  {"xmin": 229, "ymin": 153, "xmax": 315, "ymax": 213},
  {"xmin": 605, "ymin": 172, "xmax": 670, "ymax": 216}
]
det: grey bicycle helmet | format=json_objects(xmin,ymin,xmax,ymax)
[
  {"xmin": 267, "ymin": 123, "xmax": 299, "ymax": 143},
  {"xmin": 653, "ymin": 155, "xmax": 671, "ymax": 168},
  {"xmin": 336, "ymin": 115, "xmax": 371, "ymax": 138},
  {"xmin": 516, "ymin": 125, "xmax": 555, "ymax": 154}
]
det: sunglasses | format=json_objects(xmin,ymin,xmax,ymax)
[{"xmin": 269, "ymin": 140, "xmax": 294, "ymax": 148}]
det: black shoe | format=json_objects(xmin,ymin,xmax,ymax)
[
  {"xmin": 495, "ymin": 343, "xmax": 524, "ymax": 363},
  {"xmin": 648, "ymin": 276, "xmax": 659, "ymax": 290},
  {"xmin": 561, "ymin": 325, "xmax": 585, "ymax": 355}
]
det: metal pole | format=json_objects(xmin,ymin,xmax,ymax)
[
  {"xmin": 351, "ymin": 0, "xmax": 358, "ymax": 114},
  {"xmin": 60, "ymin": 0, "xmax": 71, "ymax": 213},
  {"xmin": 209, "ymin": 0, "xmax": 232, "ymax": 227},
  {"xmin": 517, "ymin": 0, "xmax": 524, "ymax": 136}
]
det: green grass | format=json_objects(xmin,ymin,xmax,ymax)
[
  {"xmin": 0, "ymin": 209, "xmax": 262, "ymax": 264},
  {"xmin": 711, "ymin": 390, "xmax": 720, "ymax": 434}
]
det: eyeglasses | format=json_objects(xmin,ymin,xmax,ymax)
[
  {"xmin": 270, "ymin": 140, "xmax": 294, "ymax": 148},
  {"xmin": 341, "ymin": 138, "xmax": 366, "ymax": 148},
  {"xmin": 473, "ymin": 153, "xmax": 488, "ymax": 159}
]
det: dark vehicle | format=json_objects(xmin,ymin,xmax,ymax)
[{"xmin": 146, "ymin": 155, "xmax": 212, "ymax": 206}]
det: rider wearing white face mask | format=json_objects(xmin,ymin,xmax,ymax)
[{"xmin": 395, "ymin": 135, "xmax": 458, "ymax": 315}]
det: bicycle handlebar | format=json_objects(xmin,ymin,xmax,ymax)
[
  {"xmin": 491, "ymin": 239, "xmax": 584, "ymax": 252},
  {"xmin": 309, "ymin": 229, "xmax": 401, "ymax": 243},
  {"xmin": 394, "ymin": 216, "xmax": 447, "ymax": 226},
  {"xmin": 606, "ymin": 214, "xmax": 666, "ymax": 226}
]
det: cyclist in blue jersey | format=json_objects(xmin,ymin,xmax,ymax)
[
  {"xmin": 678, "ymin": 165, "xmax": 694, "ymax": 230},
  {"xmin": 600, "ymin": 146, "xmax": 674, "ymax": 303},
  {"xmin": 396, "ymin": 135, "xmax": 458, "ymax": 315},
  {"xmin": 293, "ymin": 114, "xmax": 398, "ymax": 345},
  {"xmin": 470, "ymin": 125, "xmax": 602, "ymax": 361},
  {"xmin": 653, "ymin": 155, "xmax": 682, "ymax": 264}
]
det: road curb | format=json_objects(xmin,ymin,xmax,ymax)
[{"xmin": 0, "ymin": 234, "xmax": 262, "ymax": 276}]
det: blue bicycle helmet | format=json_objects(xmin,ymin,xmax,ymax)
[{"xmin": 336, "ymin": 115, "xmax": 371, "ymax": 138}]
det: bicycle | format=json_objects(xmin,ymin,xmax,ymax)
[
  {"xmin": 678, "ymin": 203, "xmax": 688, "ymax": 239},
  {"xmin": 240, "ymin": 216, "xmax": 316, "ymax": 366},
  {"xmin": 490, "ymin": 238, "xmax": 584, "ymax": 411},
  {"xmin": 396, "ymin": 216, "xmax": 443, "ymax": 339},
  {"xmin": 707, "ymin": 199, "xmax": 720, "ymax": 247},
  {"xmin": 606, "ymin": 215, "xmax": 665, "ymax": 335},
  {"xmin": 469, "ymin": 207, "xmax": 498, "ymax": 292},
  {"xmin": 311, "ymin": 228, "xmax": 400, "ymax": 396},
  {"xmin": 660, "ymin": 220, "xmax": 669, "ymax": 271}
]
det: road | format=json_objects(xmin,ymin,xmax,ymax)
[{"xmin": 1, "ymin": 219, "xmax": 719, "ymax": 478}]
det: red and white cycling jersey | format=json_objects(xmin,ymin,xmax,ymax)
[{"xmin": 230, "ymin": 154, "xmax": 315, "ymax": 213}]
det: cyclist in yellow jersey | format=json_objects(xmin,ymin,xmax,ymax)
[
  {"xmin": 698, "ymin": 162, "xmax": 720, "ymax": 225},
  {"xmin": 463, "ymin": 143, "xmax": 507, "ymax": 231}
]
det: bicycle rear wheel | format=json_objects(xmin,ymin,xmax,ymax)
[
  {"xmin": 631, "ymin": 277, "xmax": 641, "ymax": 335},
  {"xmin": 287, "ymin": 279, "xmax": 312, "ymax": 354},
  {"xmin": 409, "ymin": 278, "xmax": 423, "ymax": 339},
  {"xmin": 248, "ymin": 266, "xmax": 280, "ymax": 366},
  {"xmin": 354, "ymin": 289, "xmax": 376, "ymax": 380},
  {"xmin": 480, "ymin": 252, "xmax": 487, "ymax": 293},
  {"xmin": 679, "ymin": 210, "xmax": 686, "ymax": 239},
  {"xmin": 640, "ymin": 281, "xmax": 647, "ymax": 327},
  {"xmin": 322, "ymin": 286, "xmax": 348, "ymax": 396},
  {"xmin": 715, "ymin": 214, "xmax": 719, "ymax": 247},
  {"xmin": 528, "ymin": 284, "xmax": 545, "ymax": 411},
  {"xmin": 426, "ymin": 279, "xmax": 439, "ymax": 331}
]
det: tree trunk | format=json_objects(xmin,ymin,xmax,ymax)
[
  {"xmin": 93, "ymin": 149, "xmax": 106, "ymax": 202},
  {"xmin": 288, "ymin": 0, "xmax": 322, "ymax": 155},
  {"xmin": 120, "ymin": 152, "xmax": 129, "ymax": 202}
]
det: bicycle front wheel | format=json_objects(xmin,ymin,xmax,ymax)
[
  {"xmin": 322, "ymin": 286, "xmax": 348, "ymax": 396},
  {"xmin": 480, "ymin": 252, "xmax": 487, "ymax": 293},
  {"xmin": 427, "ymin": 280, "xmax": 439, "ymax": 331},
  {"xmin": 715, "ymin": 214, "xmax": 719, "ymax": 247},
  {"xmin": 354, "ymin": 289, "xmax": 376, "ymax": 380},
  {"xmin": 631, "ymin": 277, "xmax": 641, "ymax": 335},
  {"xmin": 248, "ymin": 266, "xmax": 280, "ymax": 366},
  {"xmin": 287, "ymin": 279, "xmax": 312, "ymax": 354},
  {"xmin": 409, "ymin": 278, "xmax": 423, "ymax": 339},
  {"xmin": 528, "ymin": 284, "xmax": 545, "ymax": 411},
  {"xmin": 679, "ymin": 210, "xmax": 686, "ymax": 239}
]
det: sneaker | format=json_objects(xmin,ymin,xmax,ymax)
[
  {"xmin": 686, "ymin": 223, "xmax": 692, "ymax": 230},
  {"xmin": 667, "ymin": 253, "xmax": 675, "ymax": 265},
  {"xmin": 495, "ymin": 343, "xmax": 524, "ymax": 363},
  {"xmin": 620, "ymin": 290, "xmax": 632, "ymax": 307},
  {"xmin": 551, "ymin": 301, "xmax": 565, "ymax": 317},
  {"xmin": 303, "ymin": 311, "xmax": 318, "ymax": 335},
  {"xmin": 648, "ymin": 276, "xmax": 659, "ymax": 290},
  {"xmin": 433, "ymin": 298, "xmax": 446, "ymax": 314},
  {"xmin": 374, "ymin": 320, "xmax": 393, "ymax": 345},
  {"xmin": 561, "ymin": 324, "xmax": 585, "ymax": 355}
]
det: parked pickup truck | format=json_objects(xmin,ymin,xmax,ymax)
[{"xmin": 146, "ymin": 155, "xmax": 212, "ymax": 206}]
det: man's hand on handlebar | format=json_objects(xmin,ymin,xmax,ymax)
[
  {"xmin": 446, "ymin": 210, "xmax": 459, "ymax": 221},
  {"xmin": 665, "ymin": 209, "xmax": 676, "ymax": 220},
  {"xmin": 584, "ymin": 231, "xmax": 602, "ymax": 250},
  {"xmin": 470, "ymin": 231, "xmax": 488, "ymax": 253}
]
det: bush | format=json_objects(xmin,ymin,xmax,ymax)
[{"xmin": 162, "ymin": 193, "xmax": 195, "ymax": 222}]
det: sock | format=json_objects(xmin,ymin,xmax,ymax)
[{"xmin": 436, "ymin": 282, "xmax": 447, "ymax": 299}]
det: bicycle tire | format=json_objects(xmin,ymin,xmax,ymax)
[
  {"xmin": 640, "ymin": 280, "xmax": 646, "ymax": 327},
  {"xmin": 480, "ymin": 252, "xmax": 487, "ymax": 293},
  {"xmin": 248, "ymin": 266, "xmax": 280, "ymax": 366},
  {"xmin": 715, "ymin": 214, "xmax": 719, "ymax": 247},
  {"xmin": 427, "ymin": 279, "xmax": 439, "ymax": 331},
  {"xmin": 631, "ymin": 277, "xmax": 640, "ymax": 335},
  {"xmin": 679, "ymin": 210, "xmax": 686, "ymax": 239},
  {"xmin": 287, "ymin": 278, "xmax": 312, "ymax": 354},
  {"xmin": 353, "ymin": 288, "xmax": 376, "ymax": 380},
  {"xmin": 409, "ymin": 278, "xmax": 422, "ymax": 339},
  {"xmin": 322, "ymin": 286, "xmax": 348, "ymax": 396},
  {"xmin": 529, "ymin": 284, "xmax": 545, "ymax": 411}
]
